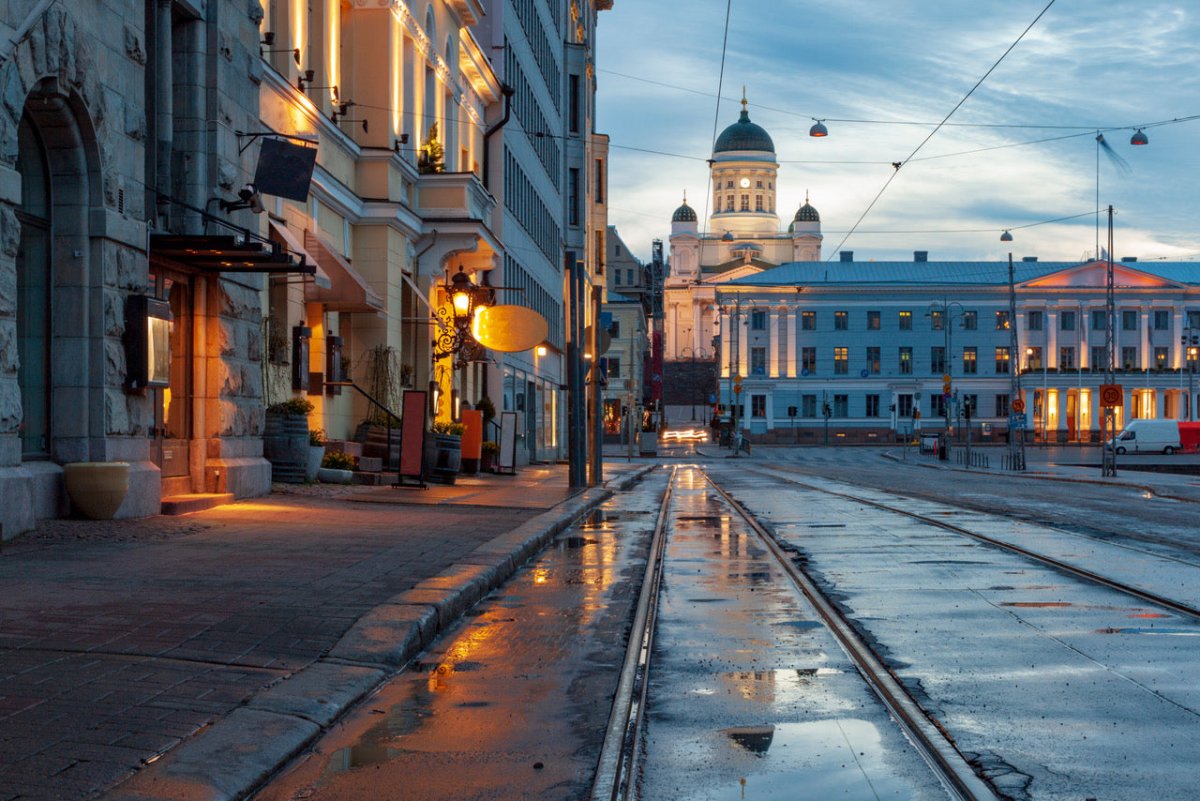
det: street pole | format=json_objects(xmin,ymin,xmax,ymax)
[
  {"xmin": 566, "ymin": 252, "xmax": 585, "ymax": 487},
  {"xmin": 1102, "ymin": 205, "xmax": 1118, "ymax": 477},
  {"xmin": 589, "ymin": 285, "xmax": 602, "ymax": 486},
  {"xmin": 1007, "ymin": 252, "xmax": 1025, "ymax": 470}
]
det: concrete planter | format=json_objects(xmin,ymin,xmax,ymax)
[
  {"xmin": 306, "ymin": 446, "xmax": 325, "ymax": 482},
  {"xmin": 63, "ymin": 462, "xmax": 131, "ymax": 520},
  {"xmin": 316, "ymin": 467, "xmax": 353, "ymax": 484},
  {"xmin": 639, "ymin": 432, "xmax": 659, "ymax": 456}
]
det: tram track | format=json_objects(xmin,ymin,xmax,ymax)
[
  {"xmin": 591, "ymin": 466, "xmax": 1001, "ymax": 801},
  {"xmin": 742, "ymin": 464, "xmax": 1200, "ymax": 622}
]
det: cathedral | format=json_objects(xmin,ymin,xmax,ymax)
[{"xmin": 662, "ymin": 100, "xmax": 1200, "ymax": 445}]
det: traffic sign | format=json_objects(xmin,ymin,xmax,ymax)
[
  {"xmin": 1008, "ymin": 413, "xmax": 1027, "ymax": 429},
  {"xmin": 1099, "ymin": 384, "xmax": 1123, "ymax": 408},
  {"xmin": 1011, "ymin": 398, "xmax": 1025, "ymax": 414}
]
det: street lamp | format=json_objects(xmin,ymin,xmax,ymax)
[
  {"xmin": 1184, "ymin": 328, "xmax": 1199, "ymax": 420},
  {"xmin": 927, "ymin": 299, "xmax": 964, "ymax": 445}
]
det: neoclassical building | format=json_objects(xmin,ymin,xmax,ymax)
[{"xmin": 663, "ymin": 101, "xmax": 1200, "ymax": 443}]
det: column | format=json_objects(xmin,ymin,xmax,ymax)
[
  {"xmin": 768, "ymin": 309, "xmax": 780, "ymax": 377},
  {"xmin": 1079, "ymin": 304, "xmax": 1090, "ymax": 369},
  {"xmin": 720, "ymin": 310, "xmax": 731, "ymax": 377},
  {"xmin": 738, "ymin": 312, "xmax": 749, "ymax": 377},
  {"xmin": 693, "ymin": 301, "xmax": 703, "ymax": 355},
  {"xmin": 1055, "ymin": 389, "xmax": 1068, "ymax": 441},
  {"xmin": 1047, "ymin": 310, "xmax": 1058, "ymax": 369},
  {"xmin": 1173, "ymin": 303, "xmax": 1185, "ymax": 368},
  {"xmin": 786, "ymin": 309, "xmax": 797, "ymax": 377},
  {"xmin": 1156, "ymin": 389, "xmax": 1167, "ymax": 419},
  {"xmin": 765, "ymin": 392, "xmax": 775, "ymax": 432},
  {"xmin": 1141, "ymin": 308, "xmax": 1150, "ymax": 370}
]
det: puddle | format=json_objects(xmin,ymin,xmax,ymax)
[
  {"xmin": 774, "ymin": 620, "xmax": 824, "ymax": 630},
  {"xmin": 686, "ymin": 597, "xmax": 729, "ymax": 603},
  {"xmin": 1096, "ymin": 627, "xmax": 1200, "ymax": 636},
  {"xmin": 677, "ymin": 515, "xmax": 725, "ymax": 524},
  {"xmin": 560, "ymin": 536, "xmax": 599, "ymax": 549},
  {"xmin": 1001, "ymin": 602, "xmax": 1073, "ymax": 608},
  {"xmin": 806, "ymin": 523, "xmax": 846, "ymax": 529},
  {"xmin": 723, "ymin": 724, "xmax": 775, "ymax": 755}
]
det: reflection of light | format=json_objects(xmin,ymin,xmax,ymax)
[{"xmin": 532, "ymin": 567, "xmax": 550, "ymax": 585}]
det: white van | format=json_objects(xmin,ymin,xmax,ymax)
[{"xmin": 1108, "ymin": 419, "xmax": 1183, "ymax": 454}]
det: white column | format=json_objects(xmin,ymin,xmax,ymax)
[
  {"xmin": 765, "ymin": 392, "xmax": 775, "ymax": 431},
  {"xmin": 768, "ymin": 309, "xmax": 780, "ymax": 377},
  {"xmin": 1173, "ymin": 304, "xmax": 1185, "ymax": 367},
  {"xmin": 1141, "ymin": 309, "xmax": 1150, "ymax": 369},
  {"xmin": 738, "ymin": 312, "xmax": 749, "ymax": 377},
  {"xmin": 693, "ymin": 301, "xmax": 703, "ymax": 355},
  {"xmin": 720, "ymin": 310, "xmax": 731, "ymax": 377},
  {"xmin": 786, "ymin": 309, "xmax": 797, "ymax": 377},
  {"xmin": 1156, "ymin": 389, "xmax": 1167, "ymax": 419},
  {"xmin": 1047, "ymin": 311, "xmax": 1058, "ymax": 369},
  {"xmin": 1080, "ymin": 305, "xmax": 1090, "ymax": 369}
]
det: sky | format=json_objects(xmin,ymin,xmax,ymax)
[{"xmin": 594, "ymin": 0, "xmax": 1200, "ymax": 265}]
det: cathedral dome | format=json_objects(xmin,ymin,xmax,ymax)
[
  {"xmin": 714, "ymin": 108, "xmax": 775, "ymax": 154},
  {"xmin": 794, "ymin": 202, "xmax": 820, "ymax": 223},
  {"xmin": 672, "ymin": 200, "xmax": 697, "ymax": 222}
]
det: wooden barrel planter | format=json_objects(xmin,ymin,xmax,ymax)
[
  {"xmin": 424, "ymin": 433, "xmax": 461, "ymax": 485},
  {"xmin": 264, "ymin": 413, "xmax": 309, "ymax": 483}
]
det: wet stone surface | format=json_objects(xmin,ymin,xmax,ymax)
[{"xmin": 253, "ymin": 473, "xmax": 667, "ymax": 801}]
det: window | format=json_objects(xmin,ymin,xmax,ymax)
[
  {"xmin": 568, "ymin": 74, "xmax": 580, "ymax": 133},
  {"xmin": 867, "ymin": 310, "xmax": 880, "ymax": 330},
  {"xmin": 1091, "ymin": 345, "xmax": 1108, "ymax": 372},
  {"xmin": 899, "ymin": 310, "xmax": 912, "ymax": 330},
  {"xmin": 1060, "ymin": 310, "xmax": 1075, "ymax": 331},
  {"xmin": 609, "ymin": 319, "xmax": 620, "ymax": 338},
  {"xmin": 607, "ymin": 357, "xmax": 621, "ymax": 378},
  {"xmin": 1189, "ymin": 310, "xmax": 1200, "ymax": 329},
  {"xmin": 932, "ymin": 394, "xmax": 947, "ymax": 418},
  {"xmin": 740, "ymin": 194, "xmax": 750, "ymax": 211},
  {"xmin": 834, "ymin": 347, "xmax": 849, "ymax": 375},
  {"xmin": 834, "ymin": 311, "xmax": 848, "ymax": 330},
  {"xmin": 930, "ymin": 346, "xmax": 945, "ymax": 374},
  {"xmin": 1027, "ymin": 310, "xmax": 1043, "ymax": 331},
  {"xmin": 801, "ymin": 347, "xmax": 816, "ymax": 374},
  {"xmin": 802, "ymin": 394, "xmax": 817, "ymax": 417},
  {"xmin": 725, "ymin": 195, "xmax": 733, "ymax": 212},
  {"xmin": 996, "ymin": 310, "xmax": 1010, "ymax": 330},
  {"xmin": 962, "ymin": 346, "xmax": 977, "ymax": 374},
  {"xmin": 1121, "ymin": 346, "xmax": 1137, "ymax": 369},
  {"xmin": 750, "ymin": 310, "xmax": 767, "ymax": 330},
  {"xmin": 751, "ymin": 394, "xmax": 766, "ymax": 417},
  {"xmin": 865, "ymin": 394, "xmax": 880, "ymax": 417},
  {"xmin": 1122, "ymin": 310, "xmax": 1138, "ymax": 331},
  {"xmin": 726, "ymin": 180, "xmax": 734, "ymax": 189},
  {"xmin": 930, "ymin": 310, "xmax": 944, "ymax": 331},
  {"xmin": 962, "ymin": 311, "xmax": 977, "ymax": 330},
  {"xmin": 1060, "ymin": 346, "xmax": 1075, "ymax": 370},
  {"xmin": 627, "ymin": 268, "xmax": 634, "ymax": 285},
  {"xmin": 750, "ymin": 347, "xmax": 767, "ymax": 376},
  {"xmin": 755, "ymin": 195, "xmax": 763, "ymax": 212},
  {"xmin": 755, "ymin": 179, "xmax": 763, "ymax": 189},
  {"xmin": 899, "ymin": 347, "xmax": 913, "ymax": 374},
  {"xmin": 594, "ymin": 159, "xmax": 604, "ymax": 203},
  {"xmin": 801, "ymin": 311, "xmax": 815, "ymax": 330},
  {"xmin": 1092, "ymin": 309, "xmax": 1108, "ymax": 331},
  {"xmin": 995, "ymin": 346, "xmax": 1010, "ymax": 374},
  {"xmin": 1026, "ymin": 347, "xmax": 1043, "ymax": 370},
  {"xmin": 866, "ymin": 346, "xmax": 880, "ymax": 374},
  {"xmin": 897, "ymin": 394, "xmax": 913, "ymax": 417},
  {"xmin": 567, "ymin": 167, "xmax": 580, "ymax": 227},
  {"xmin": 833, "ymin": 394, "xmax": 848, "ymax": 417},
  {"xmin": 995, "ymin": 394, "xmax": 1010, "ymax": 417},
  {"xmin": 1153, "ymin": 310, "xmax": 1170, "ymax": 331},
  {"xmin": 1155, "ymin": 346, "xmax": 1168, "ymax": 370}
]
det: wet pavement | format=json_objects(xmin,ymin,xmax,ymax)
[
  {"xmin": 638, "ymin": 467, "xmax": 949, "ymax": 800},
  {"xmin": 252, "ymin": 471, "xmax": 669, "ymax": 801},
  {"xmin": 709, "ymin": 463, "xmax": 1200, "ymax": 801}
]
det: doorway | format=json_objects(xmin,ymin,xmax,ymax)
[{"xmin": 150, "ymin": 271, "xmax": 193, "ymax": 484}]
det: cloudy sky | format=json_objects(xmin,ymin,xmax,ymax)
[{"xmin": 594, "ymin": 1, "xmax": 1200, "ymax": 265}]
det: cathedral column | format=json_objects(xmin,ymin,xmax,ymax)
[
  {"xmin": 720, "ymin": 309, "xmax": 731, "ymax": 377},
  {"xmin": 786, "ymin": 309, "xmax": 797, "ymax": 377},
  {"xmin": 1047, "ymin": 311, "xmax": 1058, "ymax": 369},
  {"xmin": 1140, "ymin": 307, "xmax": 1150, "ymax": 369},
  {"xmin": 738, "ymin": 313, "xmax": 749, "ymax": 377},
  {"xmin": 768, "ymin": 309, "xmax": 780, "ymax": 377}
]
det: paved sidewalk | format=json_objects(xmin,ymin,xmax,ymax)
[{"xmin": 0, "ymin": 463, "xmax": 652, "ymax": 801}]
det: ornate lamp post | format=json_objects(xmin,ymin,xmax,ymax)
[{"xmin": 434, "ymin": 266, "xmax": 495, "ymax": 368}]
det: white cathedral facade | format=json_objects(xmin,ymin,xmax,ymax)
[{"xmin": 664, "ymin": 101, "xmax": 1200, "ymax": 444}]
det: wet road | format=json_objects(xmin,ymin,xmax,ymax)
[
  {"xmin": 709, "ymin": 462, "xmax": 1200, "ymax": 801},
  {"xmin": 254, "ymin": 474, "xmax": 666, "ymax": 801}
]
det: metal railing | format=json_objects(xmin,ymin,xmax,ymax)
[{"xmin": 324, "ymin": 381, "xmax": 402, "ymax": 471}]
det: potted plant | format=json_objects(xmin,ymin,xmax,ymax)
[
  {"xmin": 476, "ymin": 395, "xmax": 496, "ymax": 435},
  {"xmin": 264, "ymin": 397, "xmax": 315, "ymax": 483},
  {"xmin": 318, "ymin": 450, "xmax": 356, "ymax": 484},
  {"xmin": 427, "ymin": 420, "xmax": 464, "ymax": 484},
  {"xmin": 306, "ymin": 428, "xmax": 326, "ymax": 482},
  {"xmin": 481, "ymin": 440, "xmax": 499, "ymax": 473}
]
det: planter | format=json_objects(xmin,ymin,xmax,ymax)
[
  {"xmin": 306, "ymin": 445, "xmax": 325, "ymax": 482},
  {"xmin": 264, "ymin": 413, "xmax": 309, "ymax": 484},
  {"xmin": 480, "ymin": 451, "xmax": 496, "ymax": 473},
  {"xmin": 639, "ymin": 431, "xmax": 659, "ymax": 456},
  {"xmin": 316, "ymin": 467, "xmax": 354, "ymax": 484},
  {"xmin": 424, "ymin": 433, "xmax": 461, "ymax": 485},
  {"xmin": 63, "ymin": 462, "xmax": 131, "ymax": 520}
]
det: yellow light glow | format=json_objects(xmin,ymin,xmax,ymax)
[
  {"xmin": 536, "ymin": 345, "xmax": 547, "ymax": 357},
  {"xmin": 453, "ymin": 291, "xmax": 471, "ymax": 315}
]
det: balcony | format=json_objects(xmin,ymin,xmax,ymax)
[{"xmin": 417, "ymin": 171, "xmax": 496, "ymax": 224}]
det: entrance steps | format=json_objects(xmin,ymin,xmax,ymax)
[{"xmin": 161, "ymin": 493, "xmax": 234, "ymax": 515}]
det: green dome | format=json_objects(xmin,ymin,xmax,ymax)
[
  {"xmin": 794, "ymin": 202, "xmax": 820, "ymax": 223},
  {"xmin": 714, "ymin": 108, "xmax": 775, "ymax": 153},
  {"xmin": 672, "ymin": 201, "xmax": 697, "ymax": 222}
]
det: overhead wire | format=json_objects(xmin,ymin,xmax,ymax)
[{"xmin": 701, "ymin": 0, "xmax": 736, "ymax": 239}]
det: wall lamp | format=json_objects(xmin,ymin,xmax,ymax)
[
  {"xmin": 296, "ymin": 70, "xmax": 315, "ymax": 91},
  {"xmin": 331, "ymin": 102, "xmax": 367, "ymax": 132},
  {"xmin": 809, "ymin": 118, "xmax": 828, "ymax": 137}
]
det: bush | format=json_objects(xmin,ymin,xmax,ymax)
[
  {"xmin": 321, "ymin": 451, "xmax": 356, "ymax": 470},
  {"xmin": 475, "ymin": 396, "xmax": 496, "ymax": 423},
  {"xmin": 432, "ymin": 421, "xmax": 465, "ymax": 436},
  {"xmin": 309, "ymin": 428, "xmax": 326, "ymax": 446},
  {"xmin": 268, "ymin": 397, "xmax": 314, "ymax": 416}
]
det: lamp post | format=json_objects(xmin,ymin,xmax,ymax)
[
  {"xmin": 1184, "ymin": 328, "xmax": 1198, "ymax": 421},
  {"xmin": 1004, "ymin": 246, "xmax": 1026, "ymax": 470},
  {"xmin": 927, "ymin": 299, "xmax": 964, "ymax": 448}
]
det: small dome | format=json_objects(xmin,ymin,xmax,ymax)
[
  {"xmin": 794, "ymin": 202, "xmax": 820, "ymax": 223},
  {"xmin": 714, "ymin": 107, "xmax": 774, "ymax": 154},
  {"xmin": 672, "ymin": 201, "xmax": 697, "ymax": 222}
]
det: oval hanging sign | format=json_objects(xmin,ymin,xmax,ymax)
[{"xmin": 472, "ymin": 305, "xmax": 549, "ymax": 353}]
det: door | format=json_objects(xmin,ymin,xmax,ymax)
[
  {"xmin": 152, "ymin": 273, "xmax": 192, "ymax": 478},
  {"xmin": 1067, "ymin": 392, "xmax": 1077, "ymax": 441}
]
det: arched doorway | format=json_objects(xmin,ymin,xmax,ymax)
[{"xmin": 15, "ymin": 112, "xmax": 52, "ymax": 459}]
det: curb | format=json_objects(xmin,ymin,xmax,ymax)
[{"xmin": 102, "ymin": 465, "xmax": 658, "ymax": 801}]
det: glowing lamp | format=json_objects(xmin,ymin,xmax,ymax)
[
  {"xmin": 809, "ymin": 118, "xmax": 828, "ymax": 137},
  {"xmin": 1130, "ymin": 129, "xmax": 1149, "ymax": 146}
]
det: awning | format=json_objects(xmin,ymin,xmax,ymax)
[
  {"xmin": 268, "ymin": 220, "xmax": 331, "ymax": 289},
  {"xmin": 303, "ymin": 229, "xmax": 386, "ymax": 314},
  {"xmin": 149, "ymin": 233, "xmax": 316, "ymax": 277}
]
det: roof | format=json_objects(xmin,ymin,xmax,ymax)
[
  {"xmin": 606, "ymin": 291, "xmax": 639, "ymax": 303},
  {"xmin": 793, "ymin": 202, "xmax": 819, "ymax": 222},
  {"xmin": 727, "ymin": 260, "xmax": 1200, "ymax": 287},
  {"xmin": 713, "ymin": 108, "xmax": 775, "ymax": 154},
  {"xmin": 672, "ymin": 201, "xmax": 697, "ymax": 222}
]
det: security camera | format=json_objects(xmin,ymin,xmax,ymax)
[{"xmin": 217, "ymin": 183, "xmax": 264, "ymax": 214}]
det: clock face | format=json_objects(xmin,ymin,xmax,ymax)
[{"xmin": 739, "ymin": 177, "xmax": 750, "ymax": 188}]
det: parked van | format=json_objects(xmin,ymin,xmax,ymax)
[{"xmin": 1107, "ymin": 419, "xmax": 1200, "ymax": 454}]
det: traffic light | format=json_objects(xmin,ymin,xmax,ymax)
[
  {"xmin": 942, "ymin": 373, "xmax": 952, "ymax": 398},
  {"xmin": 733, "ymin": 376, "xmax": 743, "ymax": 395}
]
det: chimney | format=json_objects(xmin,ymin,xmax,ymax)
[
  {"xmin": 1022, "ymin": 256, "xmax": 1038, "ymax": 262},
  {"xmin": 839, "ymin": 251, "xmax": 853, "ymax": 262},
  {"xmin": 913, "ymin": 251, "xmax": 928, "ymax": 262}
]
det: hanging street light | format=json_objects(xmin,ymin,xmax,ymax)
[
  {"xmin": 1130, "ymin": 128, "xmax": 1149, "ymax": 146},
  {"xmin": 809, "ymin": 118, "xmax": 828, "ymax": 137},
  {"xmin": 1000, "ymin": 230, "xmax": 1013, "ymax": 242}
]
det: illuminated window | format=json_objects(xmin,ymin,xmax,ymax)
[
  {"xmin": 995, "ymin": 310, "xmax": 1010, "ymax": 330},
  {"xmin": 834, "ymin": 347, "xmax": 848, "ymax": 374},
  {"xmin": 962, "ymin": 346, "xmax": 977, "ymax": 374},
  {"xmin": 899, "ymin": 310, "xmax": 912, "ymax": 330},
  {"xmin": 801, "ymin": 311, "xmax": 815, "ymax": 330},
  {"xmin": 899, "ymin": 347, "xmax": 913, "ymax": 374},
  {"xmin": 995, "ymin": 347, "xmax": 1010, "ymax": 373}
]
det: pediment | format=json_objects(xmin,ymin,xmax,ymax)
[
  {"xmin": 703, "ymin": 256, "xmax": 775, "ymax": 284},
  {"xmin": 1024, "ymin": 260, "xmax": 1185, "ymax": 290}
]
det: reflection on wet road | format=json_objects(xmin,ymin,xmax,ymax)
[
  {"xmin": 254, "ymin": 474, "xmax": 667, "ymax": 801},
  {"xmin": 638, "ymin": 467, "xmax": 950, "ymax": 800}
]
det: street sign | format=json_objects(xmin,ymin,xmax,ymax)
[
  {"xmin": 860, "ymin": 369, "xmax": 869, "ymax": 378},
  {"xmin": 1011, "ymin": 398, "xmax": 1025, "ymax": 414},
  {"xmin": 1099, "ymin": 384, "xmax": 1123, "ymax": 407},
  {"xmin": 1008, "ymin": 413, "xmax": 1027, "ymax": 429}
]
